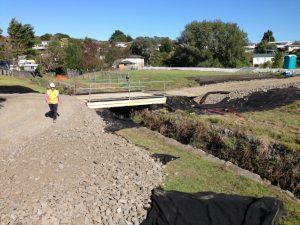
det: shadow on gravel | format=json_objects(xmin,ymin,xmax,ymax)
[
  {"xmin": 0, "ymin": 85, "xmax": 38, "ymax": 94},
  {"xmin": 151, "ymin": 153, "xmax": 180, "ymax": 165},
  {"xmin": 0, "ymin": 97, "xmax": 6, "ymax": 108},
  {"xmin": 216, "ymin": 87, "xmax": 300, "ymax": 112},
  {"xmin": 97, "ymin": 109, "xmax": 139, "ymax": 132},
  {"xmin": 167, "ymin": 87, "xmax": 300, "ymax": 113},
  {"xmin": 191, "ymin": 73, "xmax": 279, "ymax": 86}
]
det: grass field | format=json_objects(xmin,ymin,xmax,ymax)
[
  {"xmin": 76, "ymin": 70, "xmax": 244, "ymax": 91},
  {"xmin": 118, "ymin": 127, "xmax": 300, "ymax": 225},
  {"xmin": 0, "ymin": 69, "xmax": 275, "ymax": 93},
  {"xmin": 0, "ymin": 76, "xmax": 47, "ymax": 93}
]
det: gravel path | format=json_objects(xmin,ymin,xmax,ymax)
[
  {"xmin": 0, "ymin": 94, "xmax": 163, "ymax": 225},
  {"xmin": 167, "ymin": 76, "xmax": 300, "ymax": 98}
]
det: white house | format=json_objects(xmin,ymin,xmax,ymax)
[
  {"xmin": 269, "ymin": 41, "xmax": 293, "ymax": 50},
  {"xmin": 245, "ymin": 43, "xmax": 256, "ymax": 53},
  {"xmin": 32, "ymin": 40, "xmax": 50, "ymax": 50},
  {"xmin": 18, "ymin": 59, "xmax": 38, "ymax": 72},
  {"xmin": 287, "ymin": 41, "xmax": 300, "ymax": 52},
  {"xmin": 253, "ymin": 54, "xmax": 274, "ymax": 67},
  {"xmin": 115, "ymin": 42, "xmax": 129, "ymax": 48},
  {"xmin": 117, "ymin": 55, "xmax": 144, "ymax": 70}
]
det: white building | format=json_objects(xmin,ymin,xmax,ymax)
[
  {"xmin": 115, "ymin": 42, "xmax": 129, "ymax": 48},
  {"xmin": 269, "ymin": 41, "xmax": 293, "ymax": 50},
  {"xmin": 117, "ymin": 55, "xmax": 144, "ymax": 70},
  {"xmin": 32, "ymin": 40, "xmax": 50, "ymax": 50},
  {"xmin": 18, "ymin": 59, "xmax": 38, "ymax": 72},
  {"xmin": 245, "ymin": 43, "xmax": 256, "ymax": 53},
  {"xmin": 287, "ymin": 41, "xmax": 300, "ymax": 52},
  {"xmin": 253, "ymin": 54, "xmax": 274, "ymax": 67}
]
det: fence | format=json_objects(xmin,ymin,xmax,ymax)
[
  {"xmin": 142, "ymin": 66, "xmax": 300, "ymax": 74},
  {"xmin": 0, "ymin": 69, "xmax": 12, "ymax": 75}
]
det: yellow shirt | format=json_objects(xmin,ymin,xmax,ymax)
[{"xmin": 47, "ymin": 89, "xmax": 59, "ymax": 104}]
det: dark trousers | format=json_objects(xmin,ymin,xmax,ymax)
[{"xmin": 49, "ymin": 104, "xmax": 58, "ymax": 120}]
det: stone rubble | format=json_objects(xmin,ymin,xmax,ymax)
[{"xmin": 0, "ymin": 103, "xmax": 163, "ymax": 225}]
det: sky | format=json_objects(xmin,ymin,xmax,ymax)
[{"xmin": 0, "ymin": 0, "xmax": 299, "ymax": 43}]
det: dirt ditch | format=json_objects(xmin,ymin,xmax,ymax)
[{"xmin": 107, "ymin": 87, "xmax": 300, "ymax": 197}]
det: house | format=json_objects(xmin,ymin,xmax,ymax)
[
  {"xmin": 32, "ymin": 40, "xmax": 50, "ymax": 50},
  {"xmin": 269, "ymin": 41, "xmax": 293, "ymax": 51},
  {"xmin": 245, "ymin": 43, "xmax": 256, "ymax": 53},
  {"xmin": 0, "ymin": 61, "xmax": 10, "ymax": 70},
  {"xmin": 116, "ymin": 55, "xmax": 145, "ymax": 70},
  {"xmin": 115, "ymin": 42, "xmax": 129, "ymax": 48},
  {"xmin": 287, "ymin": 41, "xmax": 300, "ymax": 52},
  {"xmin": 18, "ymin": 59, "xmax": 38, "ymax": 72},
  {"xmin": 253, "ymin": 54, "xmax": 274, "ymax": 67},
  {"xmin": 119, "ymin": 55, "xmax": 145, "ymax": 70}
]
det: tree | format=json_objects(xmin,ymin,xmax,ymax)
[
  {"xmin": 160, "ymin": 38, "xmax": 173, "ymax": 53},
  {"xmin": 256, "ymin": 30, "xmax": 277, "ymax": 53},
  {"xmin": 64, "ymin": 39, "xmax": 82, "ymax": 70},
  {"xmin": 54, "ymin": 33, "xmax": 70, "ymax": 40},
  {"xmin": 126, "ymin": 35, "xmax": 133, "ymax": 42},
  {"xmin": 0, "ymin": 27, "xmax": 3, "ymax": 36},
  {"xmin": 272, "ymin": 51, "xmax": 283, "ymax": 68},
  {"xmin": 109, "ymin": 30, "xmax": 132, "ymax": 42},
  {"xmin": 40, "ymin": 33, "xmax": 52, "ymax": 41},
  {"xmin": 262, "ymin": 30, "xmax": 275, "ymax": 42},
  {"xmin": 7, "ymin": 18, "xmax": 35, "ymax": 56},
  {"xmin": 105, "ymin": 46, "xmax": 131, "ymax": 67},
  {"xmin": 170, "ymin": 20, "xmax": 249, "ymax": 67},
  {"xmin": 292, "ymin": 49, "xmax": 300, "ymax": 67},
  {"xmin": 130, "ymin": 37, "xmax": 158, "ymax": 64},
  {"xmin": 41, "ymin": 39, "xmax": 64, "ymax": 72},
  {"xmin": 80, "ymin": 38, "xmax": 103, "ymax": 71}
]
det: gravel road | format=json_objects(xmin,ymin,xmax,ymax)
[
  {"xmin": 167, "ymin": 76, "xmax": 300, "ymax": 98},
  {"xmin": 0, "ymin": 94, "xmax": 163, "ymax": 225}
]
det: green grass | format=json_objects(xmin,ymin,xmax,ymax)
[
  {"xmin": 74, "ymin": 70, "xmax": 243, "ymax": 91},
  {"xmin": 0, "ymin": 76, "xmax": 47, "ymax": 93},
  {"xmin": 118, "ymin": 127, "xmax": 300, "ymax": 225},
  {"xmin": 199, "ymin": 101, "xmax": 300, "ymax": 152}
]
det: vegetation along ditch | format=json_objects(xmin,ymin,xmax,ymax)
[{"xmin": 107, "ymin": 88, "xmax": 300, "ymax": 198}]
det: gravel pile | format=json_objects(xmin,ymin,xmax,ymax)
[
  {"xmin": 0, "ymin": 102, "xmax": 163, "ymax": 225},
  {"xmin": 195, "ymin": 78, "xmax": 300, "ymax": 104}
]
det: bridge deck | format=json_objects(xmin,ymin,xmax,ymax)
[{"xmin": 76, "ymin": 92, "xmax": 167, "ymax": 109}]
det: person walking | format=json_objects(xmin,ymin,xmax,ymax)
[{"xmin": 45, "ymin": 83, "xmax": 61, "ymax": 123}]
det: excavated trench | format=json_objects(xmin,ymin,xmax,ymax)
[{"xmin": 100, "ymin": 87, "xmax": 300, "ymax": 198}]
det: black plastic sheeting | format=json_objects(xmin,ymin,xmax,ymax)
[
  {"xmin": 141, "ymin": 189, "xmax": 285, "ymax": 225},
  {"xmin": 151, "ymin": 154, "xmax": 180, "ymax": 165}
]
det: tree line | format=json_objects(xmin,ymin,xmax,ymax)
[{"xmin": 1, "ymin": 18, "xmax": 297, "ymax": 74}]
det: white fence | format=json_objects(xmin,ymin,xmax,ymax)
[{"xmin": 142, "ymin": 66, "xmax": 300, "ymax": 74}]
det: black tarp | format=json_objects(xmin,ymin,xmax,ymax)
[{"xmin": 141, "ymin": 189, "xmax": 285, "ymax": 225}]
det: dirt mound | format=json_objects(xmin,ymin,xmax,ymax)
[
  {"xmin": 196, "ymin": 87, "xmax": 300, "ymax": 112},
  {"xmin": 192, "ymin": 74, "xmax": 279, "ymax": 86},
  {"xmin": 226, "ymin": 87, "xmax": 300, "ymax": 112}
]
